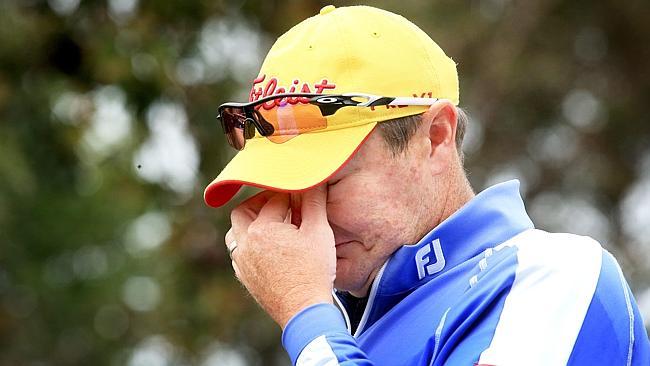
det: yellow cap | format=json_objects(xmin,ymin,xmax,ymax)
[
  {"xmin": 205, "ymin": 5, "xmax": 459, "ymax": 207},
  {"xmin": 319, "ymin": 4, "xmax": 336, "ymax": 15}
]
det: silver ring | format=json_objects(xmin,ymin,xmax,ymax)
[{"xmin": 228, "ymin": 240, "xmax": 238, "ymax": 260}]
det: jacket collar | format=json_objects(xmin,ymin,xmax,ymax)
[{"xmin": 349, "ymin": 180, "xmax": 535, "ymax": 336}]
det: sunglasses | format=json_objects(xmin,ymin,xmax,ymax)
[{"xmin": 217, "ymin": 93, "xmax": 439, "ymax": 150}]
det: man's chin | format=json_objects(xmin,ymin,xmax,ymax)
[
  {"xmin": 333, "ymin": 266, "xmax": 355, "ymax": 292},
  {"xmin": 334, "ymin": 264, "xmax": 367, "ymax": 296}
]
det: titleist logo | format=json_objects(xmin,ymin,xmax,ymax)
[
  {"xmin": 248, "ymin": 74, "xmax": 336, "ymax": 110},
  {"xmin": 248, "ymin": 74, "xmax": 435, "ymax": 113}
]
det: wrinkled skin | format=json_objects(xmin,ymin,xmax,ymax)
[{"xmin": 225, "ymin": 100, "xmax": 471, "ymax": 328}]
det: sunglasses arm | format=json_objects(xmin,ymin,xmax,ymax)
[{"xmin": 311, "ymin": 93, "xmax": 440, "ymax": 115}]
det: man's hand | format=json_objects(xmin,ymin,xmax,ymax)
[{"xmin": 225, "ymin": 185, "xmax": 336, "ymax": 328}]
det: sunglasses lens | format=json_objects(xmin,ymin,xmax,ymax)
[
  {"xmin": 219, "ymin": 96, "xmax": 330, "ymax": 150},
  {"xmin": 220, "ymin": 107, "xmax": 247, "ymax": 150},
  {"xmin": 255, "ymin": 98, "xmax": 327, "ymax": 144}
]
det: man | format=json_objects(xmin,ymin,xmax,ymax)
[{"xmin": 204, "ymin": 5, "xmax": 650, "ymax": 365}]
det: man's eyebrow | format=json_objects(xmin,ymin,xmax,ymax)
[
  {"xmin": 327, "ymin": 164, "xmax": 359, "ymax": 184},
  {"xmin": 327, "ymin": 178, "xmax": 342, "ymax": 186},
  {"xmin": 330, "ymin": 164, "xmax": 360, "ymax": 182}
]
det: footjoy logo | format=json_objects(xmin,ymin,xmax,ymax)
[{"xmin": 415, "ymin": 239, "xmax": 445, "ymax": 280}]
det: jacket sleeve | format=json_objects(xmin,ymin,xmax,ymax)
[
  {"xmin": 282, "ymin": 303, "xmax": 374, "ymax": 366},
  {"xmin": 438, "ymin": 233, "xmax": 650, "ymax": 366},
  {"xmin": 565, "ymin": 250, "xmax": 650, "ymax": 366}
]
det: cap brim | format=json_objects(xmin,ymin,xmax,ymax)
[{"xmin": 204, "ymin": 122, "xmax": 378, "ymax": 208}]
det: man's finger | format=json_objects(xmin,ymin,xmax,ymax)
[
  {"xmin": 230, "ymin": 190, "xmax": 276, "ymax": 246},
  {"xmin": 284, "ymin": 208, "xmax": 292, "ymax": 224},
  {"xmin": 231, "ymin": 260, "xmax": 242, "ymax": 280},
  {"xmin": 239, "ymin": 190, "xmax": 276, "ymax": 218},
  {"xmin": 225, "ymin": 227, "xmax": 234, "ymax": 244},
  {"xmin": 290, "ymin": 193, "xmax": 302, "ymax": 226},
  {"xmin": 231, "ymin": 208, "xmax": 255, "ymax": 244},
  {"xmin": 256, "ymin": 193, "xmax": 290, "ymax": 224},
  {"xmin": 300, "ymin": 184, "xmax": 328, "ymax": 227}
]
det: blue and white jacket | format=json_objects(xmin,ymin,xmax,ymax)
[{"xmin": 282, "ymin": 180, "xmax": 650, "ymax": 365}]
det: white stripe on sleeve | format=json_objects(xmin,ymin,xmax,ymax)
[
  {"xmin": 478, "ymin": 229, "xmax": 603, "ymax": 366},
  {"xmin": 296, "ymin": 335, "xmax": 340, "ymax": 366}
]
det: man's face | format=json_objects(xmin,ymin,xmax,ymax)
[{"xmin": 315, "ymin": 127, "xmax": 435, "ymax": 296}]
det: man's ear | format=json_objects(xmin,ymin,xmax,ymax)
[{"xmin": 420, "ymin": 100, "xmax": 458, "ymax": 173}]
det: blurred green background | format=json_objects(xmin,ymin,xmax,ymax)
[{"xmin": 1, "ymin": 0, "xmax": 649, "ymax": 364}]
